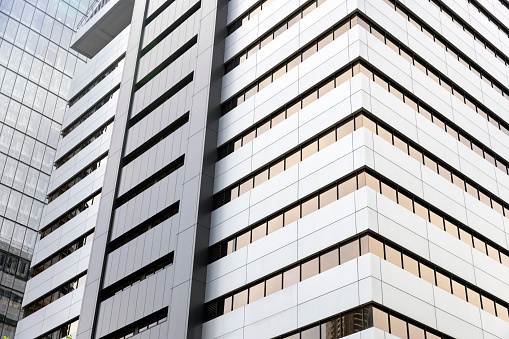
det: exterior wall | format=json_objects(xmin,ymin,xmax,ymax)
[
  {"xmin": 203, "ymin": 0, "xmax": 509, "ymax": 337},
  {"xmin": 13, "ymin": 0, "xmax": 509, "ymax": 337},
  {"xmin": 0, "ymin": 0, "xmax": 92, "ymax": 336},
  {"xmin": 14, "ymin": 25, "xmax": 129, "ymax": 339}
]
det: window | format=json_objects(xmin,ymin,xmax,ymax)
[
  {"xmin": 320, "ymin": 248, "xmax": 339, "ymax": 272},
  {"xmin": 390, "ymin": 315, "xmax": 408, "ymax": 339},
  {"xmin": 23, "ymin": 273, "xmax": 87, "ymax": 317},
  {"xmin": 301, "ymin": 257, "xmax": 319, "ymax": 281},
  {"xmin": 340, "ymin": 240, "xmax": 359, "ymax": 264},
  {"xmin": 283, "ymin": 266, "xmax": 300, "ymax": 288},
  {"xmin": 249, "ymin": 282, "xmax": 264, "ymax": 303},
  {"xmin": 265, "ymin": 274, "xmax": 282, "ymax": 296},
  {"xmin": 385, "ymin": 245, "xmax": 402, "ymax": 268}
]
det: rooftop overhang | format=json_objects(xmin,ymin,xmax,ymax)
[{"xmin": 71, "ymin": 0, "xmax": 134, "ymax": 58}]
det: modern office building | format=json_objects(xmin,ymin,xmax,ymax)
[
  {"xmin": 14, "ymin": 0, "xmax": 509, "ymax": 338},
  {"xmin": 0, "ymin": 0, "xmax": 91, "ymax": 337}
]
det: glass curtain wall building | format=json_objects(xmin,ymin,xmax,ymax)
[{"xmin": 0, "ymin": 0, "xmax": 89, "ymax": 336}]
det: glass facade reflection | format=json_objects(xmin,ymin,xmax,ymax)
[{"xmin": 0, "ymin": 0, "xmax": 89, "ymax": 336}]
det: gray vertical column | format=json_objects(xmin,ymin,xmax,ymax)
[
  {"xmin": 76, "ymin": 0, "xmax": 229, "ymax": 337},
  {"xmin": 167, "ymin": 0, "xmax": 227, "ymax": 337},
  {"xmin": 76, "ymin": 0, "xmax": 148, "ymax": 337}
]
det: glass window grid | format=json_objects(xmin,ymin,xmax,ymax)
[
  {"xmin": 274, "ymin": 304, "xmax": 451, "ymax": 339},
  {"xmin": 67, "ymin": 56, "xmax": 123, "ymax": 107},
  {"xmin": 224, "ymin": 0, "xmax": 327, "ymax": 74},
  {"xmin": 207, "ymin": 232, "xmax": 509, "ymax": 322},
  {"xmin": 30, "ymin": 230, "xmax": 94, "ymax": 278},
  {"xmin": 222, "ymin": 11, "xmax": 509, "ymax": 142},
  {"xmin": 210, "ymin": 169, "xmax": 509, "ymax": 270},
  {"xmin": 54, "ymin": 119, "xmax": 114, "ymax": 168},
  {"xmin": 62, "ymin": 87, "xmax": 119, "ymax": 138},
  {"xmin": 100, "ymin": 308, "xmax": 168, "ymax": 339},
  {"xmin": 116, "ymin": 156, "xmax": 185, "ymax": 207},
  {"xmin": 387, "ymin": 0, "xmax": 509, "ymax": 97},
  {"xmin": 0, "ymin": 107, "xmax": 60, "ymax": 156},
  {"xmin": 0, "ymin": 247, "xmax": 32, "ymax": 281},
  {"xmin": 0, "ymin": 166, "xmax": 47, "ymax": 204},
  {"xmin": 40, "ymin": 190, "xmax": 101, "ymax": 239},
  {"xmin": 47, "ymin": 153, "xmax": 108, "ymax": 203},
  {"xmin": 34, "ymin": 318, "xmax": 79, "ymax": 339},
  {"xmin": 0, "ymin": 183, "xmax": 45, "ymax": 229},
  {"xmin": 22, "ymin": 272, "xmax": 87, "ymax": 317},
  {"xmin": 0, "ymin": 38, "xmax": 74, "ymax": 100},
  {"xmin": 108, "ymin": 203, "xmax": 179, "ymax": 253},
  {"xmin": 215, "ymin": 110, "xmax": 509, "ymax": 223},
  {"xmin": 101, "ymin": 253, "xmax": 174, "ymax": 301},
  {"xmin": 227, "ymin": 0, "xmax": 276, "ymax": 35}
]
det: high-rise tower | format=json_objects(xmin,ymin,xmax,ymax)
[
  {"xmin": 0, "ymin": 0, "xmax": 90, "ymax": 336},
  {"xmin": 16, "ymin": 0, "xmax": 509, "ymax": 338}
]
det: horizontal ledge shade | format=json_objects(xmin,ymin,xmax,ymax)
[{"xmin": 206, "ymin": 232, "xmax": 509, "ymax": 323}]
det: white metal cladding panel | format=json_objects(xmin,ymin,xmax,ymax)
[
  {"xmin": 15, "ymin": 286, "xmax": 84, "ymax": 339},
  {"xmin": 102, "ymin": 218, "xmax": 175, "ymax": 288},
  {"xmin": 204, "ymin": 254, "xmax": 509, "ymax": 339},
  {"xmin": 130, "ymin": 46, "xmax": 197, "ymax": 118},
  {"xmin": 137, "ymin": 11, "xmax": 200, "ymax": 81},
  {"xmin": 68, "ymin": 26, "xmax": 129, "ymax": 100},
  {"xmin": 22, "ymin": 242, "xmax": 92, "ymax": 305},
  {"xmin": 124, "ymin": 84, "xmax": 192, "ymax": 155},
  {"xmin": 142, "ymin": 0, "xmax": 199, "ymax": 49}
]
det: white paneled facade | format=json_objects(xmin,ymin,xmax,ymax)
[
  {"xmin": 14, "ymin": 26, "xmax": 129, "ymax": 339},
  {"xmin": 204, "ymin": 0, "xmax": 509, "ymax": 338},
  {"xmin": 14, "ymin": 0, "xmax": 509, "ymax": 337}
]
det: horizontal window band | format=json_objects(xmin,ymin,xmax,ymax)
[
  {"xmin": 219, "ymin": 55, "xmax": 509, "ymax": 188},
  {"xmin": 54, "ymin": 119, "xmax": 114, "ymax": 169},
  {"xmin": 215, "ymin": 109, "xmax": 509, "ymax": 224},
  {"xmin": 130, "ymin": 72, "xmax": 193, "ymax": 127},
  {"xmin": 34, "ymin": 318, "xmax": 79, "ymax": 339},
  {"xmin": 210, "ymin": 168, "xmax": 509, "ymax": 275},
  {"xmin": 412, "ymin": 0, "xmax": 509, "ymax": 67},
  {"xmin": 116, "ymin": 155, "xmax": 184, "ymax": 208},
  {"xmin": 144, "ymin": 0, "xmax": 175, "ymax": 26},
  {"xmin": 68, "ymin": 54, "xmax": 125, "ymax": 108},
  {"xmin": 272, "ymin": 303, "xmax": 452, "ymax": 339},
  {"xmin": 30, "ymin": 230, "xmax": 94, "ymax": 279},
  {"xmin": 385, "ymin": 0, "xmax": 509, "ymax": 100},
  {"xmin": 206, "ymin": 231, "xmax": 509, "ymax": 323},
  {"xmin": 224, "ymin": 0, "xmax": 328, "ymax": 73},
  {"xmin": 108, "ymin": 202, "xmax": 179, "ymax": 253},
  {"xmin": 227, "ymin": 0, "xmax": 275, "ymax": 36},
  {"xmin": 123, "ymin": 112, "xmax": 189, "ymax": 167},
  {"xmin": 100, "ymin": 252, "xmax": 174, "ymax": 302},
  {"xmin": 40, "ymin": 190, "xmax": 102, "ymax": 239},
  {"xmin": 63, "ymin": 85, "xmax": 120, "ymax": 138},
  {"xmin": 99, "ymin": 307, "xmax": 168, "ymax": 339},
  {"xmin": 222, "ymin": 11, "xmax": 509, "ymax": 139},
  {"xmin": 140, "ymin": 2, "xmax": 201, "ymax": 58},
  {"xmin": 0, "ymin": 249, "xmax": 32, "ymax": 282},
  {"xmin": 136, "ymin": 35, "xmax": 198, "ymax": 90},
  {"xmin": 461, "ymin": 0, "xmax": 509, "ymax": 38},
  {"xmin": 22, "ymin": 272, "xmax": 87, "ymax": 318},
  {"xmin": 47, "ymin": 153, "xmax": 108, "ymax": 203}
]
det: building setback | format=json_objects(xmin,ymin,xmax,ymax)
[{"xmin": 15, "ymin": 0, "xmax": 509, "ymax": 338}]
